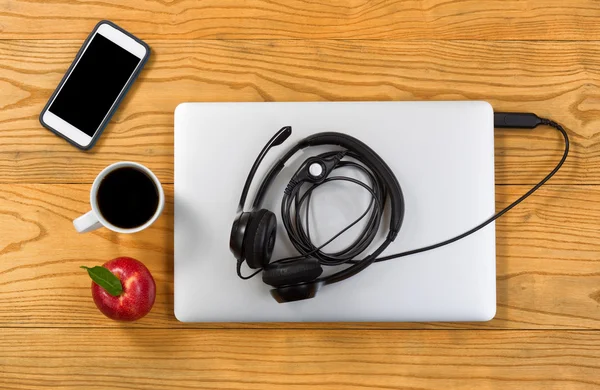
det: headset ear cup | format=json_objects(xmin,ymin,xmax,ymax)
[
  {"xmin": 243, "ymin": 209, "xmax": 277, "ymax": 269},
  {"xmin": 262, "ymin": 258, "xmax": 323, "ymax": 287}
]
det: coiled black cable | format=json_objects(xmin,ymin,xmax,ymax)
[
  {"xmin": 238, "ymin": 114, "xmax": 569, "ymax": 282},
  {"xmin": 280, "ymin": 152, "xmax": 386, "ymax": 267},
  {"xmin": 273, "ymin": 116, "xmax": 569, "ymax": 268}
]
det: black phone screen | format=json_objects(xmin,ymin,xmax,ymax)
[{"xmin": 49, "ymin": 34, "xmax": 141, "ymax": 137}]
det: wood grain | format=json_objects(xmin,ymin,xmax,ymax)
[
  {"xmin": 2, "ymin": 0, "xmax": 600, "ymax": 40},
  {"xmin": 3, "ymin": 2, "xmax": 600, "ymax": 388},
  {"xmin": 1, "ymin": 183, "xmax": 600, "ymax": 329},
  {"xmin": 2, "ymin": 328, "xmax": 600, "ymax": 390},
  {"xmin": 0, "ymin": 39, "xmax": 593, "ymax": 184}
]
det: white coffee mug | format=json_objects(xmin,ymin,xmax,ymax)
[{"xmin": 73, "ymin": 161, "xmax": 165, "ymax": 234}]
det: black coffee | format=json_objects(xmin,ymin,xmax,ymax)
[{"xmin": 97, "ymin": 167, "xmax": 159, "ymax": 229}]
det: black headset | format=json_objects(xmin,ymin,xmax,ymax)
[{"xmin": 230, "ymin": 126, "xmax": 405, "ymax": 303}]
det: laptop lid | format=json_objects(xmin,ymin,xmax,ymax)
[{"xmin": 174, "ymin": 101, "xmax": 496, "ymax": 322}]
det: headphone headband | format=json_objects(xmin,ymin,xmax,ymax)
[{"xmin": 252, "ymin": 132, "xmax": 404, "ymax": 239}]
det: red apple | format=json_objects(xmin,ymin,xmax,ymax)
[{"xmin": 90, "ymin": 257, "xmax": 156, "ymax": 321}]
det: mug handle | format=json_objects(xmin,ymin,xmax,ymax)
[{"xmin": 73, "ymin": 211, "xmax": 103, "ymax": 233}]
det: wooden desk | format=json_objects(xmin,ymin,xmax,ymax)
[{"xmin": 2, "ymin": 1, "xmax": 600, "ymax": 388}]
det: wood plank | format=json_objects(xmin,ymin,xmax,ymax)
[
  {"xmin": 1, "ymin": 183, "xmax": 600, "ymax": 329},
  {"xmin": 0, "ymin": 39, "xmax": 590, "ymax": 184},
  {"xmin": 2, "ymin": 0, "xmax": 600, "ymax": 40},
  {"xmin": 2, "ymin": 328, "xmax": 599, "ymax": 390}
]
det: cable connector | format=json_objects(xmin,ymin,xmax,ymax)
[
  {"xmin": 494, "ymin": 112, "xmax": 542, "ymax": 129},
  {"xmin": 284, "ymin": 178, "xmax": 299, "ymax": 195},
  {"xmin": 332, "ymin": 150, "xmax": 347, "ymax": 163}
]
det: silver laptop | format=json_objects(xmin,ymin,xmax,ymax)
[{"xmin": 174, "ymin": 101, "xmax": 496, "ymax": 322}]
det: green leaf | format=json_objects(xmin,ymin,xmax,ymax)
[{"xmin": 81, "ymin": 266, "xmax": 123, "ymax": 296}]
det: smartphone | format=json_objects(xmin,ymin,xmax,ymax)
[{"xmin": 40, "ymin": 21, "xmax": 150, "ymax": 150}]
